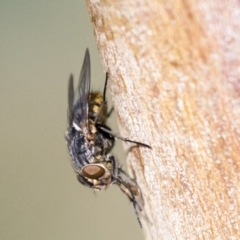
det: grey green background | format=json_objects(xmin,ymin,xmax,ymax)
[{"xmin": 0, "ymin": 1, "xmax": 143, "ymax": 240}]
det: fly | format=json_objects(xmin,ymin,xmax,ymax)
[{"xmin": 65, "ymin": 48, "xmax": 151, "ymax": 226}]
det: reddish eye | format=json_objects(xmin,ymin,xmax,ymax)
[{"xmin": 82, "ymin": 165, "xmax": 105, "ymax": 179}]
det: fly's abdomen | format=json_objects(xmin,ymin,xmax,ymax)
[{"xmin": 88, "ymin": 92, "xmax": 107, "ymax": 124}]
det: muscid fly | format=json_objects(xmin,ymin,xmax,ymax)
[{"xmin": 66, "ymin": 48, "xmax": 151, "ymax": 226}]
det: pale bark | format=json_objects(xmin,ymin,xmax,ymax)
[{"xmin": 86, "ymin": 0, "xmax": 240, "ymax": 239}]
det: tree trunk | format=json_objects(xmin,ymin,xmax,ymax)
[{"xmin": 86, "ymin": 0, "xmax": 240, "ymax": 239}]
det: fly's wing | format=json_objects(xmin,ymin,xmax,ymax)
[
  {"xmin": 67, "ymin": 74, "xmax": 74, "ymax": 125},
  {"xmin": 72, "ymin": 48, "xmax": 91, "ymax": 129}
]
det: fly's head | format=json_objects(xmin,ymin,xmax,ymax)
[{"xmin": 77, "ymin": 160, "xmax": 114, "ymax": 191}]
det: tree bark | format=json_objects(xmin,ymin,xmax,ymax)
[{"xmin": 86, "ymin": 0, "xmax": 240, "ymax": 239}]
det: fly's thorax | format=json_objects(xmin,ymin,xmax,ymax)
[
  {"xmin": 69, "ymin": 134, "xmax": 94, "ymax": 171},
  {"xmin": 88, "ymin": 92, "xmax": 107, "ymax": 124},
  {"xmin": 81, "ymin": 162, "xmax": 112, "ymax": 190}
]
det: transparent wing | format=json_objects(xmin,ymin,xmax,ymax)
[
  {"xmin": 72, "ymin": 48, "xmax": 91, "ymax": 128},
  {"xmin": 67, "ymin": 74, "xmax": 74, "ymax": 125}
]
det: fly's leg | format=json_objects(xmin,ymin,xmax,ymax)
[
  {"xmin": 107, "ymin": 106, "xmax": 114, "ymax": 118},
  {"xmin": 98, "ymin": 126, "xmax": 151, "ymax": 149},
  {"xmin": 101, "ymin": 72, "xmax": 151, "ymax": 148},
  {"xmin": 107, "ymin": 154, "xmax": 142, "ymax": 209},
  {"xmin": 103, "ymin": 72, "xmax": 114, "ymax": 118},
  {"xmin": 107, "ymin": 155, "xmax": 142, "ymax": 220},
  {"xmin": 94, "ymin": 73, "xmax": 109, "ymax": 125},
  {"xmin": 117, "ymin": 167, "xmax": 142, "ymax": 210},
  {"xmin": 103, "ymin": 72, "xmax": 109, "ymax": 102},
  {"xmin": 106, "ymin": 154, "xmax": 119, "ymax": 183},
  {"xmin": 115, "ymin": 167, "xmax": 143, "ymax": 227}
]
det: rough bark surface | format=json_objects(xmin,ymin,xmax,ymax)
[{"xmin": 86, "ymin": 0, "xmax": 240, "ymax": 239}]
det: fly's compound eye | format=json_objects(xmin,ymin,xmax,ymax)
[{"xmin": 82, "ymin": 164, "xmax": 105, "ymax": 179}]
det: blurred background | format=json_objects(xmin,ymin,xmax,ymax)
[{"xmin": 0, "ymin": 1, "xmax": 143, "ymax": 240}]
